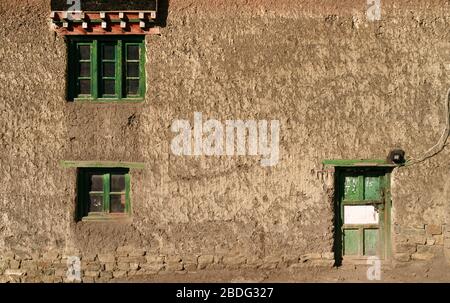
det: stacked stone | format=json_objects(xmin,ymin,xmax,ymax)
[
  {"xmin": 0, "ymin": 248, "xmax": 337, "ymax": 282},
  {"xmin": 394, "ymin": 224, "xmax": 444, "ymax": 262}
]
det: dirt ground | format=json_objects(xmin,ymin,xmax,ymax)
[{"xmin": 121, "ymin": 258, "xmax": 450, "ymax": 283}]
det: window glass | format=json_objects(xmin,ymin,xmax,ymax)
[
  {"xmin": 102, "ymin": 80, "xmax": 116, "ymax": 95},
  {"xmin": 78, "ymin": 45, "xmax": 90, "ymax": 60},
  {"xmin": 89, "ymin": 194, "xmax": 103, "ymax": 212},
  {"xmin": 127, "ymin": 45, "xmax": 139, "ymax": 60},
  {"xmin": 111, "ymin": 175, "xmax": 126, "ymax": 192},
  {"xmin": 103, "ymin": 62, "xmax": 115, "ymax": 77},
  {"xmin": 102, "ymin": 44, "xmax": 115, "ymax": 60},
  {"xmin": 78, "ymin": 80, "xmax": 91, "ymax": 95},
  {"xmin": 90, "ymin": 175, "xmax": 103, "ymax": 191},
  {"xmin": 127, "ymin": 80, "xmax": 139, "ymax": 95},
  {"xmin": 126, "ymin": 62, "xmax": 139, "ymax": 77},
  {"xmin": 79, "ymin": 62, "xmax": 90, "ymax": 77},
  {"xmin": 110, "ymin": 195, "xmax": 126, "ymax": 213},
  {"xmin": 78, "ymin": 169, "xmax": 131, "ymax": 220}
]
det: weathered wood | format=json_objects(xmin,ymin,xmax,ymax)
[{"xmin": 51, "ymin": 0, "xmax": 158, "ymax": 11}]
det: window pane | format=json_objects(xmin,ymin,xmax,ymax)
[
  {"xmin": 111, "ymin": 175, "xmax": 125, "ymax": 192},
  {"xmin": 79, "ymin": 45, "xmax": 90, "ymax": 60},
  {"xmin": 90, "ymin": 174, "xmax": 103, "ymax": 191},
  {"xmin": 344, "ymin": 205, "xmax": 379, "ymax": 225},
  {"xmin": 110, "ymin": 194, "xmax": 126, "ymax": 213},
  {"xmin": 127, "ymin": 45, "xmax": 139, "ymax": 60},
  {"xmin": 102, "ymin": 44, "xmax": 115, "ymax": 60},
  {"xmin": 79, "ymin": 79, "xmax": 91, "ymax": 95},
  {"xmin": 103, "ymin": 62, "xmax": 115, "ymax": 77},
  {"xmin": 79, "ymin": 62, "xmax": 90, "ymax": 77},
  {"xmin": 127, "ymin": 62, "xmax": 139, "ymax": 77},
  {"xmin": 89, "ymin": 194, "xmax": 103, "ymax": 212},
  {"xmin": 127, "ymin": 79, "xmax": 139, "ymax": 95},
  {"xmin": 102, "ymin": 80, "xmax": 116, "ymax": 95}
]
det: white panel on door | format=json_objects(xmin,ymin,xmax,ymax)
[{"xmin": 344, "ymin": 205, "xmax": 379, "ymax": 224}]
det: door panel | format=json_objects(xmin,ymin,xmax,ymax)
[
  {"xmin": 343, "ymin": 229, "xmax": 359, "ymax": 255},
  {"xmin": 343, "ymin": 176, "xmax": 360, "ymax": 200},
  {"xmin": 364, "ymin": 176, "xmax": 381, "ymax": 200},
  {"xmin": 364, "ymin": 229, "xmax": 379, "ymax": 256}
]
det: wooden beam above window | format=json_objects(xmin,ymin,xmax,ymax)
[
  {"xmin": 50, "ymin": 11, "xmax": 160, "ymax": 35},
  {"xmin": 51, "ymin": 0, "xmax": 158, "ymax": 12},
  {"xmin": 60, "ymin": 160, "xmax": 145, "ymax": 169},
  {"xmin": 322, "ymin": 159, "xmax": 398, "ymax": 167}
]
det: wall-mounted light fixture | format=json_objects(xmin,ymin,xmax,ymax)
[{"xmin": 387, "ymin": 149, "xmax": 406, "ymax": 165}]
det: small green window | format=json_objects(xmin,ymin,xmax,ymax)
[
  {"xmin": 68, "ymin": 36, "xmax": 146, "ymax": 101},
  {"xmin": 77, "ymin": 168, "xmax": 131, "ymax": 221}
]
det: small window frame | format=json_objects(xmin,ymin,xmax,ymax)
[
  {"xmin": 67, "ymin": 36, "xmax": 146, "ymax": 102},
  {"xmin": 77, "ymin": 168, "xmax": 132, "ymax": 221}
]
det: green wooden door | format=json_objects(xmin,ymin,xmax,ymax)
[{"xmin": 337, "ymin": 169, "xmax": 390, "ymax": 260}]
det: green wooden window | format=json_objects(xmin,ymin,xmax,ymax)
[
  {"xmin": 68, "ymin": 36, "xmax": 146, "ymax": 101},
  {"xmin": 77, "ymin": 168, "xmax": 131, "ymax": 221}
]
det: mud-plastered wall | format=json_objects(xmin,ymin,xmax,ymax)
[{"xmin": 0, "ymin": 0, "xmax": 449, "ymax": 281}]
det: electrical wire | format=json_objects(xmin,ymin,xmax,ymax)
[{"xmin": 405, "ymin": 88, "xmax": 450, "ymax": 166}]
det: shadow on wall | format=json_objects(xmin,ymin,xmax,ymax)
[
  {"xmin": 50, "ymin": 0, "xmax": 169, "ymax": 27},
  {"xmin": 157, "ymin": 0, "xmax": 169, "ymax": 28}
]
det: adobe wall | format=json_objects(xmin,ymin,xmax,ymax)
[{"xmin": 0, "ymin": 0, "xmax": 449, "ymax": 281}]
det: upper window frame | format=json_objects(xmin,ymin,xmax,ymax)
[{"xmin": 67, "ymin": 35, "xmax": 146, "ymax": 102}]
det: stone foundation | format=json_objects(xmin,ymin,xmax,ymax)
[
  {"xmin": 0, "ymin": 248, "xmax": 335, "ymax": 283},
  {"xmin": 394, "ymin": 224, "xmax": 445, "ymax": 262}
]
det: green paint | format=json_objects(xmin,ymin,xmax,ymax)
[
  {"xmin": 336, "ymin": 168, "xmax": 392, "ymax": 260},
  {"xmin": 364, "ymin": 176, "xmax": 381, "ymax": 200},
  {"xmin": 117, "ymin": 39, "xmax": 123, "ymax": 99},
  {"xmin": 341, "ymin": 200, "xmax": 382, "ymax": 206},
  {"xmin": 139, "ymin": 42, "xmax": 146, "ymax": 97},
  {"xmin": 81, "ymin": 215, "xmax": 133, "ymax": 222},
  {"xmin": 343, "ymin": 175, "xmax": 359, "ymax": 201},
  {"xmin": 122, "ymin": 41, "xmax": 146, "ymax": 98},
  {"xmin": 92, "ymin": 40, "xmax": 98, "ymax": 99},
  {"xmin": 61, "ymin": 160, "xmax": 145, "ymax": 169},
  {"xmin": 71, "ymin": 99, "xmax": 144, "ymax": 103},
  {"xmin": 103, "ymin": 173, "xmax": 111, "ymax": 213},
  {"xmin": 358, "ymin": 228, "xmax": 364, "ymax": 256},
  {"xmin": 384, "ymin": 172, "xmax": 392, "ymax": 259},
  {"xmin": 323, "ymin": 159, "xmax": 397, "ymax": 167},
  {"xmin": 125, "ymin": 173, "xmax": 131, "ymax": 214},
  {"xmin": 67, "ymin": 36, "xmax": 146, "ymax": 102},
  {"xmin": 343, "ymin": 229, "xmax": 359, "ymax": 255},
  {"xmin": 364, "ymin": 229, "xmax": 379, "ymax": 256}
]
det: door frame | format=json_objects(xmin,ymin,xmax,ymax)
[{"xmin": 333, "ymin": 166, "xmax": 393, "ymax": 265}]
